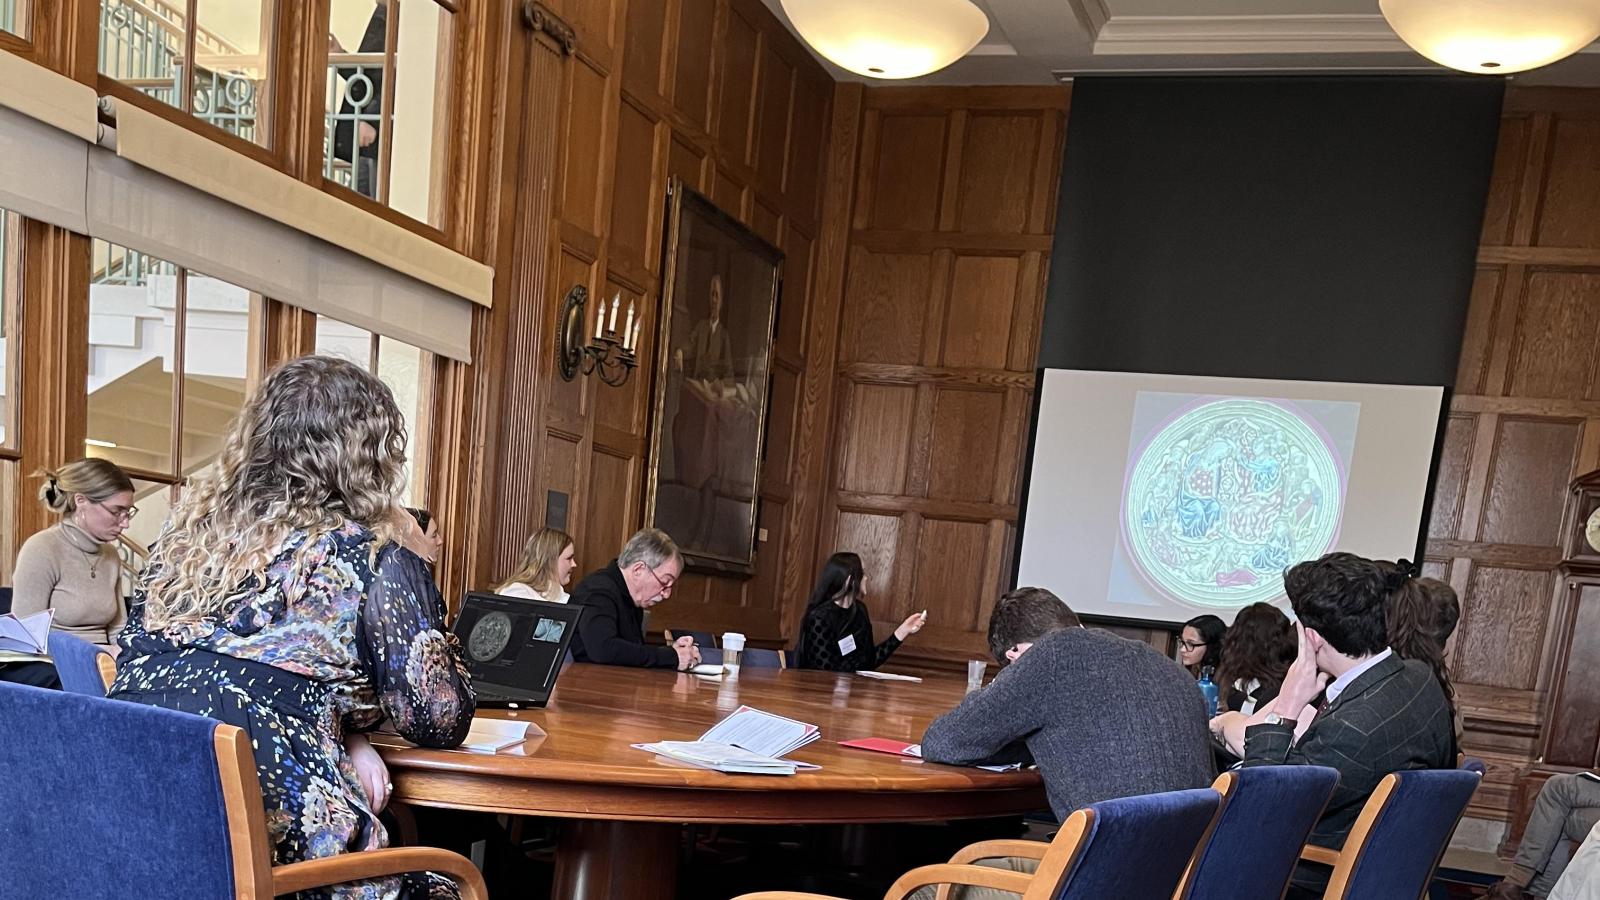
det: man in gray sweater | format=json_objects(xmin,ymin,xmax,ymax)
[{"xmin": 922, "ymin": 587, "xmax": 1216, "ymax": 823}]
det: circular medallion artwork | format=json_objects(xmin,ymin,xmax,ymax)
[
  {"xmin": 467, "ymin": 611, "xmax": 514, "ymax": 662},
  {"xmin": 1124, "ymin": 398, "xmax": 1344, "ymax": 609}
]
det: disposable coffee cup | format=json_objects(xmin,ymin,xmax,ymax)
[{"xmin": 723, "ymin": 632, "xmax": 746, "ymax": 673}]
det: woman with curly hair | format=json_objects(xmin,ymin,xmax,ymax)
[
  {"xmin": 110, "ymin": 355, "xmax": 475, "ymax": 900},
  {"xmin": 1213, "ymin": 602, "xmax": 1295, "ymax": 714}
]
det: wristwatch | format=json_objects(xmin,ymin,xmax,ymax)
[{"xmin": 1264, "ymin": 712, "xmax": 1297, "ymax": 728}]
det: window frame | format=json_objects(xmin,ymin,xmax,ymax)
[
  {"xmin": 0, "ymin": 209, "xmax": 25, "ymax": 460},
  {"xmin": 95, "ymin": 0, "xmax": 283, "ymax": 164}
]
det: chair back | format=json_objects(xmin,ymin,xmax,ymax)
[
  {"xmin": 0, "ymin": 682, "xmax": 273, "ymax": 899},
  {"xmin": 1026, "ymin": 788, "xmax": 1222, "ymax": 900},
  {"xmin": 666, "ymin": 629, "xmax": 716, "ymax": 648},
  {"xmin": 48, "ymin": 633, "xmax": 113, "ymax": 697},
  {"xmin": 1178, "ymin": 766, "xmax": 1340, "ymax": 900},
  {"xmin": 700, "ymin": 647, "xmax": 724, "ymax": 665},
  {"xmin": 1324, "ymin": 769, "xmax": 1481, "ymax": 900},
  {"xmin": 0, "ymin": 586, "xmax": 11, "ymax": 614},
  {"xmin": 742, "ymin": 648, "xmax": 786, "ymax": 669}
]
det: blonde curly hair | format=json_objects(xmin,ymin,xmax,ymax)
[{"xmin": 139, "ymin": 355, "xmax": 408, "ymax": 628}]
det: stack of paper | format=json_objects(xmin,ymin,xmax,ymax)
[
  {"xmin": 461, "ymin": 717, "xmax": 542, "ymax": 753},
  {"xmin": 0, "ymin": 610, "xmax": 52, "ymax": 664},
  {"xmin": 635, "ymin": 705, "xmax": 821, "ymax": 775},
  {"xmin": 856, "ymin": 671, "xmax": 923, "ymax": 683}
]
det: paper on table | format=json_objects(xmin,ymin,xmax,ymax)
[
  {"xmin": 461, "ymin": 717, "xmax": 542, "ymax": 753},
  {"xmin": 856, "ymin": 671, "xmax": 923, "ymax": 683},
  {"xmin": 700, "ymin": 705, "xmax": 819, "ymax": 758},
  {"xmin": 839, "ymin": 738, "xmax": 921, "ymax": 757},
  {"xmin": 689, "ymin": 663, "xmax": 724, "ymax": 676},
  {"xmin": 0, "ymin": 609, "xmax": 52, "ymax": 655}
]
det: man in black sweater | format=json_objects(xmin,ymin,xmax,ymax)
[
  {"xmin": 569, "ymin": 528, "xmax": 700, "ymax": 670},
  {"xmin": 922, "ymin": 587, "xmax": 1215, "ymax": 820}
]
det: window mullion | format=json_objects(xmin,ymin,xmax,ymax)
[{"xmin": 170, "ymin": 266, "xmax": 189, "ymax": 481}]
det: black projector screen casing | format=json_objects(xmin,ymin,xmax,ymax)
[{"xmin": 1037, "ymin": 75, "xmax": 1504, "ymax": 388}]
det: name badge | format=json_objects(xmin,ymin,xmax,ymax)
[{"xmin": 838, "ymin": 634, "xmax": 857, "ymax": 656}]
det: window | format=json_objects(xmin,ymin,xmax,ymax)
[
  {"xmin": 0, "ymin": 207, "xmax": 21, "ymax": 582},
  {"xmin": 88, "ymin": 239, "xmax": 257, "ymax": 486},
  {"xmin": 325, "ymin": 0, "xmax": 454, "ymax": 225},
  {"xmin": 314, "ymin": 315, "xmax": 431, "ymax": 506},
  {"xmin": 1, "ymin": 0, "xmax": 30, "ymax": 38},
  {"xmin": 98, "ymin": 0, "xmax": 275, "ymax": 146},
  {"xmin": 0, "ymin": 209, "xmax": 21, "ymax": 450}
]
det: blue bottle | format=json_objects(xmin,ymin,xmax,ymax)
[{"xmin": 1198, "ymin": 666, "xmax": 1220, "ymax": 717}]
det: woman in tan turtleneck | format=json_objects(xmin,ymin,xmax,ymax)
[{"xmin": 12, "ymin": 459, "xmax": 136, "ymax": 651}]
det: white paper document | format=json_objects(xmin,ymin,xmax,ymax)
[
  {"xmin": 700, "ymin": 705, "xmax": 820, "ymax": 758},
  {"xmin": 856, "ymin": 671, "xmax": 923, "ymax": 683},
  {"xmin": 461, "ymin": 717, "xmax": 541, "ymax": 753},
  {"xmin": 633, "ymin": 741, "xmax": 803, "ymax": 775}
]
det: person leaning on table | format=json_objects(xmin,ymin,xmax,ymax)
[{"xmin": 568, "ymin": 527, "xmax": 701, "ymax": 671}]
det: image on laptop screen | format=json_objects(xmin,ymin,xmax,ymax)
[{"xmin": 453, "ymin": 592, "xmax": 582, "ymax": 706}]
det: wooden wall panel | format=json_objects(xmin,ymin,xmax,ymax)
[
  {"xmin": 477, "ymin": 0, "xmax": 839, "ymax": 650},
  {"xmin": 820, "ymin": 87, "xmax": 1070, "ymax": 667},
  {"xmin": 1432, "ymin": 88, "xmax": 1600, "ymax": 824}
]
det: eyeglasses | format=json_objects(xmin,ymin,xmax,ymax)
[
  {"xmin": 644, "ymin": 564, "xmax": 677, "ymax": 594},
  {"xmin": 93, "ymin": 499, "xmax": 139, "ymax": 522},
  {"xmin": 1178, "ymin": 639, "xmax": 1207, "ymax": 652}
]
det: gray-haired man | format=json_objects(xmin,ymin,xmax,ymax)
[{"xmin": 569, "ymin": 528, "xmax": 701, "ymax": 670}]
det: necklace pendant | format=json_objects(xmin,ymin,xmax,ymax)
[{"xmin": 90, "ymin": 570, "xmax": 96, "ymax": 578}]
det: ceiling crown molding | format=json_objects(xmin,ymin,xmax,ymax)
[
  {"xmin": 1094, "ymin": 14, "xmax": 1410, "ymax": 56},
  {"xmin": 1067, "ymin": 0, "xmax": 1113, "ymax": 39}
]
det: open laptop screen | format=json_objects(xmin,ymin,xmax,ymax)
[{"xmin": 453, "ymin": 591, "xmax": 583, "ymax": 707}]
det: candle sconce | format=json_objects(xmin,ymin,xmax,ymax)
[{"xmin": 557, "ymin": 284, "xmax": 642, "ymax": 387}]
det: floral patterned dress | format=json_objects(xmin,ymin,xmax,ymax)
[{"xmin": 110, "ymin": 522, "xmax": 475, "ymax": 900}]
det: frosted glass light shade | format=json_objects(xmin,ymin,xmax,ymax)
[
  {"xmin": 1380, "ymin": 0, "xmax": 1600, "ymax": 75},
  {"xmin": 780, "ymin": 0, "xmax": 989, "ymax": 80}
]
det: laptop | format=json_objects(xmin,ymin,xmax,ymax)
[{"xmin": 452, "ymin": 591, "xmax": 583, "ymax": 709}]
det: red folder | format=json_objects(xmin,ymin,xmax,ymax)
[{"xmin": 839, "ymin": 738, "xmax": 921, "ymax": 758}]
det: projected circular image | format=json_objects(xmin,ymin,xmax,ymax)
[{"xmin": 1124, "ymin": 398, "xmax": 1344, "ymax": 609}]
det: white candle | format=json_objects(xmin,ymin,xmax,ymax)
[
  {"xmin": 630, "ymin": 317, "xmax": 642, "ymax": 351},
  {"xmin": 593, "ymin": 296, "xmax": 604, "ymax": 339},
  {"xmin": 623, "ymin": 302, "xmax": 635, "ymax": 349},
  {"xmin": 609, "ymin": 294, "xmax": 620, "ymax": 332}
]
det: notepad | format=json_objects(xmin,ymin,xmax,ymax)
[
  {"xmin": 689, "ymin": 663, "xmax": 725, "ymax": 677},
  {"xmin": 856, "ymin": 671, "xmax": 923, "ymax": 683},
  {"xmin": 632, "ymin": 741, "xmax": 801, "ymax": 775},
  {"xmin": 701, "ymin": 705, "xmax": 820, "ymax": 758},
  {"xmin": 839, "ymin": 737, "xmax": 922, "ymax": 758},
  {"xmin": 0, "ymin": 610, "xmax": 52, "ymax": 661},
  {"xmin": 461, "ymin": 717, "xmax": 543, "ymax": 753}
]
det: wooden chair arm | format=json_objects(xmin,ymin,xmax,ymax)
[
  {"xmin": 1299, "ymin": 844, "xmax": 1341, "ymax": 866},
  {"xmin": 947, "ymin": 839, "xmax": 1049, "ymax": 866},
  {"xmin": 886, "ymin": 864, "xmax": 1034, "ymax": 900},
  {"xmin": 96, "ymin": 654, "xmax": 117, "ymax": 694},
  {"xmin": 272, "ymin": 847, "xmax": 487, "ymax": 900}
]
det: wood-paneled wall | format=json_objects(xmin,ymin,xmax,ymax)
[
  {"xmin": 817, "ymin": 87, "xmax": 1069, "ymax": 667},
  {"xmin": 464, "ymin": 0, "xmax": 845, "ymax": 645},
  {"xmin": 1430, "ymin": 87, "xmax": 1600, "ymax": 822}
]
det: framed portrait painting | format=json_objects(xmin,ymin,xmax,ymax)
[{"xmin": 644, "ymin": 180, "xmax": 783, "ymax": 575}]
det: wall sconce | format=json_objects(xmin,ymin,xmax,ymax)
[{"xmin": 557, "ymin": 284, "xmax": 642, "ymax": 387}]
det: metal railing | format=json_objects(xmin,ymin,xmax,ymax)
[
  {"xmin": 92, "ymin": 240, "xmax": 175, "ymax": 287},
  {"xmin": 324, "ymin": 54, "xmax": 386, "ymax": 199}
]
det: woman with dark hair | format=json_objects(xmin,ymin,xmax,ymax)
[
  {"xmin": 1178, "ymin": 614, "xmax": 1226, "ymax": 677},
  {"xmin": 1386, "ymin": 561, "xmax": 1462, "ymax": 757},
  {"xmin": 1214, "ymin": 602, "xmax": 1295, "ymax": 714},
  {"xmin": 794, "ymin": 552, "xmax": 926, "ymax": 671}
]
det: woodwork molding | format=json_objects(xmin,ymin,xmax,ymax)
[
  {"xmin": 1093, "ymin": 14, "xmax": 1409, "ymax": 57},
  {"xmin": 524, "ymin": 2, "xmax": 577, "ymax": 57}
]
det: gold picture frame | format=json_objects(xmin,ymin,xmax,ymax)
[{"xmin": 644, "ymin": 180, "xmax": 783, "ymax": 575}]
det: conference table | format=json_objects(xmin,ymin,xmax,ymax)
[{"xmin": 376, "ymin": 663, "xmax": 1047, "ymax": 900}]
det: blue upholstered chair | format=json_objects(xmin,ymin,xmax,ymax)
[
  {"xmin": 0, "ymin": 681, "xmax": 486, "ymax": 899},
  {"xmin": 1301, "ymin": 768, "xmax": 1481, "ymax": 900},
  {"xmin": 48, "ymin": 633, "xmax": 115, "ymax": 697},
  {"xmin": 734, "ymin": 787, "xmax": 1221, "ymax": 900},
  {"xmin": 741, "ymin": 648, "xmax": 786, "ymax": 669},
  {"xmin": 1177, "ymin": 765, "xmax": 1341, "ymax": 900}
]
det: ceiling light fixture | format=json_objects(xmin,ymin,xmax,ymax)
[
  {"xmin": 1380, "ymin": 0, "xmax": 1600, "ymax": 75},
  {"xmin": 779, "ymin": 0, "xmax": 990, "ymax": 80}
]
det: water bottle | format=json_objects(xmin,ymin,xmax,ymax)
[{"xmin": 1198, "ymin": 666, "xmax": 1220, "ymax": 718}]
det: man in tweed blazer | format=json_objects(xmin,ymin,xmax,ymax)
[{"xmin": 1219, "ymin": 552, "xmax": 1454, "ymax": 898}]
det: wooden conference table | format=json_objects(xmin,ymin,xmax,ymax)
[{"xmin": 377, "ymin": 663, "xmax": 1046, "ymax": 900}]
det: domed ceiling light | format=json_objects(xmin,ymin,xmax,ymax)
[
  {"xmin": 779, "ymin": 0, "xmax": 990, "ymax": 80},
  {"xmin": 1380, "ymin": 0, "xmax": 1600, "ymax": 75}
]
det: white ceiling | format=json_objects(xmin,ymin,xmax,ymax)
[{"xmin": 759, "ymin": 0, "xmax": 1600, "ymax": 86}]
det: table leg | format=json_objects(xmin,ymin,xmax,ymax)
[{"xmin": 551, "ymin": 820, "xmax": 681, "ymax": 900}]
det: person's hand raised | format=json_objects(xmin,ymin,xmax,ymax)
[{"xmin": 894, "ymin": 610, "xmax": 928, "ymax": 641}]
